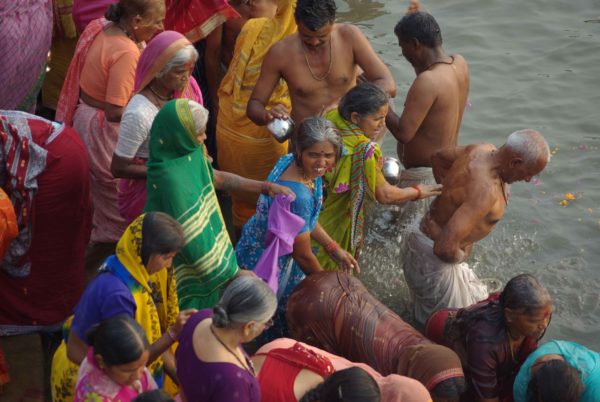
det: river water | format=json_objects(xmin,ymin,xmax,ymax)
[{"xmin": 335, "ymin": 0, "xmax": 600, "ymax": 350}]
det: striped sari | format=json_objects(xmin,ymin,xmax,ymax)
[{"xmin": 145, "ymin": 99, "xmax": 238, "ymax": 310}]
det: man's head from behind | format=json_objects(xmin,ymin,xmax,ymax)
[
  {"xmin": 394, "ymin": 12, "xmax": 442, "ymax": 64},
  {"xmin": 500, "ymin": 129, "xmax": 550, "ymax": 184},
  {"xmin": 295, "ymin": 0, "xmax": 336, "ymax": 48}
]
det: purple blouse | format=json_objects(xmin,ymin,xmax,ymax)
[{"xmin": 176, "ymin": 309, "xmax": 260, "ymax": 402}]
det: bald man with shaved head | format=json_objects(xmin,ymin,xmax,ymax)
[{"xmin": 404, "ymin": 129, "xmax": 551, "ymax": 326}]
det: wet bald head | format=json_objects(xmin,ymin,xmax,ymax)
[{"xmin": 505, "ymin": 129, "xmax": 551, "ymax": 166}]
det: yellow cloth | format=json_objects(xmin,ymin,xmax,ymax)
[
  {"xmin": 216, "ymin": 0, "xmax": 296, "ymax": 229},
  {"xmin": 50, "ymin": 215, "xmax": 179, "ymax": 402}
]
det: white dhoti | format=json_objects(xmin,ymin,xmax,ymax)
[
  {"xmin": 396, "ymin": 167, "xmax": 436, "ymax": 227},
  {"xmin": 403, "ymin": 223, "xmax": 489, "ymax": 327}
]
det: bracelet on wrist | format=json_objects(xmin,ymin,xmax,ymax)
[
  {"xmin": 166, "ymin": 327, "xmax": 178, "ymax": 343},
  {"xmin": 261, "ymin": 181, "xmax": 272, "ymax": 195},
  {"xmin": 410, "ymin": 185, "xmax": 421, "ymax": 201},
  {"xmin": 325, "ymin": 240, "xmax": 339, "ymax": 253}
]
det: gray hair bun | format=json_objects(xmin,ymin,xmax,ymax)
[{"xmin": 212, "ymin": 305, "xmax": 230, "ymax": 328}]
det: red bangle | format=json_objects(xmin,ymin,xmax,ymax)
[
  {"xmin": 410, "ymin": 185, "xmax": 421, "ymax": 201},
  {"xmin": 261, "ymin": 181, "xmax": 272, "ymax": 195},
  {"xmin": 325, "ymin": 240, "xmax": 339, "ymax": 253}
]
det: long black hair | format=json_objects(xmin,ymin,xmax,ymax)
[
  {"xmin": 86, "ymin": 315, "xmax": 149, "ymax": 366},
  {"xmin": 454, "ymin": 274, "xmax": 551, "ymax": 340},
  {"xmin": 299, "ymin": 367, "xmax": 380, "ymax": 402}
]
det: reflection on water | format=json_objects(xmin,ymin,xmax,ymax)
[
  {"xmin": 336, "ymin": 0, "xmax": 387, "ymax": 24},
  {"xmin": 344, "ymin": 0, "xmax": 600, "ymax": 349}
]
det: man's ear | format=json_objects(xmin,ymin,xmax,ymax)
[{"xmin": 509, "ymin": 157, "xmax": 524, "ymax": 169}]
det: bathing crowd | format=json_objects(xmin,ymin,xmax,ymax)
[{"xmin": 0, "ymin": 0, "xmax": 598, "ymax": 401}]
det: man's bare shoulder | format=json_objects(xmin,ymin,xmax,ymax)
[{"xmin": 270, "ymin": 34, "xmax": 297, "ymax": 54}]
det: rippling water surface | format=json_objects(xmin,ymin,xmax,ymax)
[{"xmin": 336, "ymin": 0, "xmax": 600, "ymax": 349}]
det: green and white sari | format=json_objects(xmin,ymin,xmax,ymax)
[{"xmin": 145, "ymin": 99, "xmax": 238, "ymax": 309}]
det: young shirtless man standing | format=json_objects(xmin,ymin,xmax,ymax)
[
  {"xmin": 386, "ymin": 10, "xmax": 470, "ymax": 221},
  {"xmin": 246, "ymin": 0, "xmax": 396, "ymax": 127}
]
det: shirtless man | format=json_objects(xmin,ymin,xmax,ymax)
[
  {"xmin": 386, "ymin": 11, "xmax": 470, "ymax": 219},
  {"xmin": 246, "ymin": 0, "xmax": 396, "ymax": 127},
  {"xmin": 404, "ymin": 130, "xmax": 550, "ymax": 326}
]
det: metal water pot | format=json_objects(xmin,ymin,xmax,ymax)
[
  {"xmin": 382, "ymin": 156, "xmax": 401, "ymax": 185},
  {"xmin": 267, "ymin": 117, "xmax": 295, "ymax": 143}
]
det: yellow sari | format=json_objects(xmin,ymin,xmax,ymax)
[
  {"xmin": 51, "ymin": 215, "xmax": 179, "ymax": 402},
  {"xmin": 216, "ymin": 0, "xmax": 296, "ymax": 229}
]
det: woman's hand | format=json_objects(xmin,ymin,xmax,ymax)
[
  {"xmin": 416, "ymin": 184, "xmax": 443, "ymax": 199},
  {"xmin": 267, "ymin": 183, "xmax": 296, "ymax": 200},
  {"xmin": 170, "ymin": 309, "xmax": 198, "ymax": 338},
  {"xmin": 329, "ymin": 248, "xmax": 360, "ymax": 274}
]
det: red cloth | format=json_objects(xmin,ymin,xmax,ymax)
[
  {"xmin": 256, "ymin": 342, "xmax": 335, "ymax": 402},
  {"xmin": 0, "ymin": 346, "xmax": 8, "ymax": 388},
  {"xmin": 164, "ymin": 0, "xmax": 239, "ymax": 43},
  {"xmin": 0, "ymin": 118, "xmax": 92, "ymax": 327}
]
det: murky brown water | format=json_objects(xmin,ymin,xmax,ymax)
[{"xmin": 337, "ymin": 0, "xmax": 600, "ymax": 349}]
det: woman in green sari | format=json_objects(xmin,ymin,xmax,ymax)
[
  {"xmin": 316, "ymin": 83, "xmax": 443, "ymax": 270},
  {"xmin": 145, "ymin": 99, "xmax": 293, "ymax": 309}
]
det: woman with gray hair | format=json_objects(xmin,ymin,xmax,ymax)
[
  {"xmin": 176, "ymin": 275, "xmax": 277, "ymax": 402},
  {"xmin": 111, "ymin": 30, "xmax": 203, "ymax": 225},
  {"xmin": 236, "ymin": 116, "xmax": 359, "ymax": 341},
  {"xmin": 144, "ymin": 99, "xmax": 293, "ymax": 310}
]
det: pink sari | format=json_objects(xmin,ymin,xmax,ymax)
[
  {"xmin": 118, "ymin": 30, "xmax": 203, "ymax": 223},
  {"xmin": 74, "ymin": 348, "xmax": 157, "ymax": 402}
]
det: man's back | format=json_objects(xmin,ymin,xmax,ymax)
[
  {"xmin": 397, "ymin": 54, "xmax": 470, "ymax": 168},
  {"xmin": 422, "ymin": 143, "xmax": 507, "ymax": 254}
]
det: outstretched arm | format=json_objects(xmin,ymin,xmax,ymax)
[
  {"xmin": 247, "ymin": 45, "xmax": 290, "ymax": 126},
  {"xmin": 433, "ymin": 189, "xmax": 494, "ymax": 263},
  {"xmin": 213, "ymin": 169, "xmax": 295, "ymax": 199},
  {"xmin": 349, "ymin": 25, "xmax": 396, "ymax": 98}
]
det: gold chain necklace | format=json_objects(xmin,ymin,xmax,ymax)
[
  {"xmin": 210, "ymin": 325, "xmax": 255, "ymax": 375},
  {"xmin": 149, "ymin": 85, "xmax": 173, "ymax": 102},
  {"xmin": 303, "ymin": 39, "xmax": 333, "ymax": 81}
]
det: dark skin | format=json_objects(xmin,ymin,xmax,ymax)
[
  {"xmin": 385, "ymin": 8, "xmax": 469, "ymax": 168},
  {"xmin": 247, "ymin": 21, "xmax": 396, "ymax": 126},
  {"xmin": 422, "ymin": 138, "xmax": 548, "ymax": 264}
]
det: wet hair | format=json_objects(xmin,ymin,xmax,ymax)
[
  {"xmin": 505, "ymin": 129, "xmax": 551, "ymax": 166},
  {"xmin": 188, "ymin": 100, "xmax": 209, "ymax": 134},
  {"xmin": 393, "ymin": 12, "xmax": 442, "ymax": 48},
  {"xmin": 528, "ymin": 359, "xmax": 584, "ymax": 402},
  {"xmin": 454, "ymin": 274, "xmax": 551, "ymax": 340},
  {"xmin": 299, "ymin": 367, "xmax": 381, "ymax": 402},
  {"xmin": 338, "ymin": 83, "xmax": 389, "ymax": 122},
  {"xmin": 157, "ymin": 45, "xmax": 199, "ymax": 79},
  {"xmin": 86, "ymin": 315, "xmax": 149, "ymax": 366},
  {"xmin": 140, "ymin": 211, "xmax": 185, "ymax": 266},
  {"xmin": 105, "ymin": 0, "xmax": 162, "ymax": 22},
  {"xmin": 293, "ymin": 117, "xmax": 342, "ymax": 164},
  {"xmin": 430, "ymin": 377, "xmax": 467, "ymax": 399},
  {"xmin": 212, "ymin": 275, "xmax": 277, "ymax": 328},
  {"xmin": 132, "ymin": 389, "xmax": 175, "ymax": 402},
  {"xmin": 295, "ymin": 0, "xmax": 336, "ymax": 31}
]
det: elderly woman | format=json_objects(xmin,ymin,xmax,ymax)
[
  {"xmin": 57, "ymin": 0, "xmax": 166, "ymax": 281},
  {"xmin": 51, "ymin": 212, "xmax": 196, "ymax": 402},
  {"xmin": 425, "ymin": 274, "xmax": 553, "ymax": 402},
  {"xmin": 317, "ymin": 83, "xmax": 442, "ymax": 270},
  {"xmin": 176, "ymin": 275, "xmax": 277, "ymax": 402},
  {"xmin": 236, "ymin": 117, "xmax": 359, "ymax": 341},
  {"xmin": 217, "ymin": 0, "xmax": 296, "ymax": 231},
  {"xmin": 111, "ymin": 30, "xmax": 203, "ymax": 223},
  {"xmin": 144, "ymin": 99, "xmax": 293, "ymax": 310}
]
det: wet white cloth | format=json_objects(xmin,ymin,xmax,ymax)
[
  {"xmin": 396, "ymin": 167, "xmax": 436, "ymax": 226},
  {"xmin": 403, "ymin": 221, "xmax": 488, "ymax": 326}
]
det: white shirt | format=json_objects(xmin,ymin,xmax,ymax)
[{"xmin": 115, "ymin": 94, "xmax": 159, "ymax": 159}]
